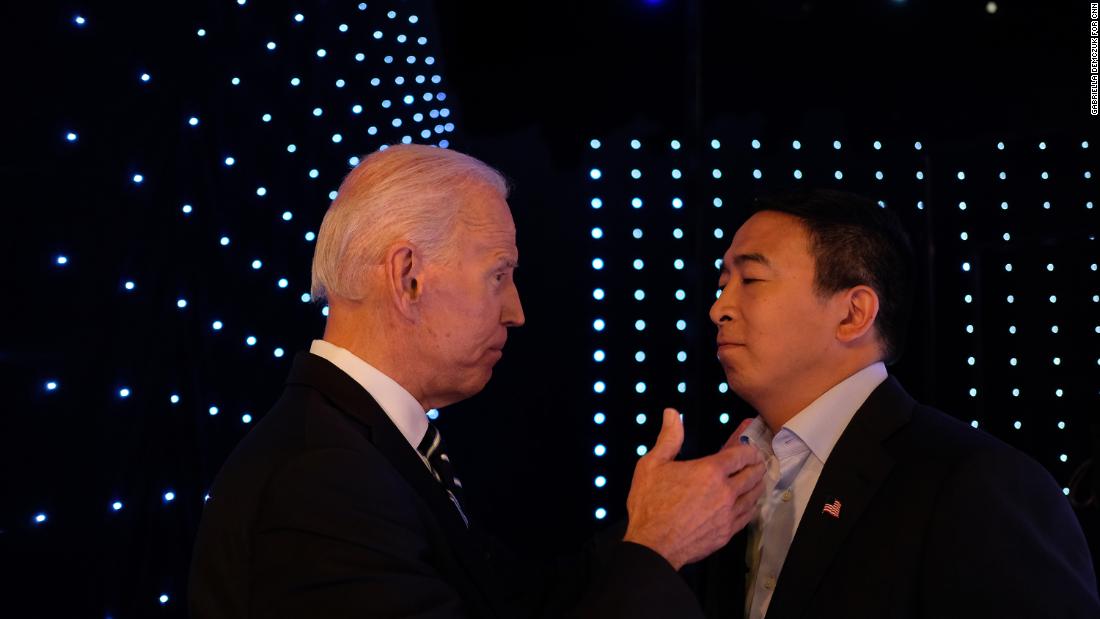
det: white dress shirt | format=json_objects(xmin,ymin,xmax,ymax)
[
  {"xmin": 309, "ymin": 339, "xmax": 432, "ymax": 466},
  {"xmin": 742, "ymin": 362, "xmax": 888, "ymax": 619}
]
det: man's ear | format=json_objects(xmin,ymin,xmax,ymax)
[
  {"xmin": 385, "ymin": 243, "xmax": 424, "ymax": 319},
  {"xmin": 836, "ymin": 285, "xmax": 880, "ymax": 344}
]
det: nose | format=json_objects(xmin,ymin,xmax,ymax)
[
  {"xmin": 709, "ymin": 286, "xmax": 733, "ymax": 327},
  {"xmin": 503, "ymin": 281, "xmax": 525, "ymax": 327}
]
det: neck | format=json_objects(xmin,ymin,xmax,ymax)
[
  {"xmin": 752, "ymin": 354, "xmax": 880, "ymax": 434},
  {"xmin": 321, "ymin": 310, "xmax": 431, "ymax": 409}
]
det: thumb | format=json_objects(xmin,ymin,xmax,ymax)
[{"xmin": 649, "ymin": 408, "xmax": 684, "ymax": 461}]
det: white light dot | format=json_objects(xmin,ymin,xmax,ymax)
[
  {"xmin": 595, "ymin": 476, "xmax": 607, "ymax": 488},
  {"xmin": 112, "ymin": 501, "xmax": 123, "ymax": 511},
  {"xmin": 34, "ymin": 513, "xmax": 47, "ymax": 524},
  {"xmin": 594, "ymin": 413, "xmax": 606, "ymax": 424},
  {"xmin": 246, "ymin": 336, "xmax": 257, "ymax": 346},
  {"xmin": 594, "ymin": 444, "xmax": 606, "ymax": 457},
  {"xmin": 636, "ymin": 445, "xmax": 648, "ymax": 457},
  {"xmin": 595, "ymin": 508, "xmax": 607, "ymax": 520},
  {"xmin": 163, "ymin": 491, "xmax": 175, "ymax": 502}
]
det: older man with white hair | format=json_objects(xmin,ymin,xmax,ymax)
[{"xmin": 188, "ymin": 144, "xmax": 766, "ymax": 618}]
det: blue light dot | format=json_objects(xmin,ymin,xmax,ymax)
[
  {"xmin": 713, "ymin": 197, "xmax": 723, "ymax": 207},
  {"xmin": 634, "ymin": 320, "xmax": 646, "ymax": 331},
  {"xmin": 636, "ymin": 445, "xmax": 648, "ymax": 456},
  {"xmin": 632, "ymin": 197, "xmax": 643, "ymax": 208},
  {"xmin": 676, "ymin": 319, "xmax": 687, "ymax": 331},
  {"xmin": 256, "ymin": 187, "xmax": 267, "ymax": 197},
  {"xmin": 132, "ymin": 174, "xmax": 144, "ymax": 184},
  {"xmin": 591, "ymin": 258, "xmax": 604, "ymax": 270},
  {"xmin": 219, "ymin": 236, "xmax": 230, "ymax": 246},
  {"xmin": 671, "ymin": 169, "xmax": 682, "ymax": 179},
  {"xmin": 635, "ymin": 382, "xmax": 646, "ymax": 394},
  {"xmin": 594, "ymin": 444, "xmax": 606, "ymax": 456},
  {"xmin": 630, "ymin": 139, "xmax": 641, "ymax": 149},
  {"xmin": 631, "ymin": 169, "xmax": 642, "ymax": 179},
  {"xmin": 163, "ymin": 491, "xmax": 175, "ymax": 502},
  {"xmin": 316, "ymin": 48, "xmax": 327, "ymax": 58},
  {"xmin": 635, "ymin": 351, "xmax": 646, "ymax": 362},
  {"xmin": 209, "ymin": 406, "xmax": 219, "ymax": 416},
  {"xmin": 176, "ymin": 299, "xmax": 187, "ymax": 309},
  {"xmin": 112, "ymin": 501, "xmax": 123, "ymax": 511},
  {"xmin": 591, "ymin": 227, "xmax": 603, "ymax": 239},
  {"xmin": 65, "ymin": 131, "xmax": 78, "ymax": 142},
  {"xmin": 140, "ymin": 72, "xmax": 151, "ymax": 82},
  {"xmin": 792, "ymin": 140, "xmax": 801, "ymax": 150},
  {"xmin": 231, "ymin": 77, "xmax": 240, "ymax": 85},
  {"xmin": 677, "ymin": 351, "xmax": 687, "ymax": 362},
  {"xmin": 753, "ymin": 169, "xmax": 762, "ymax": 180},
  {"xmin": 634, "ymin": 289, "xmax": 645, "ymax": 301},
  {"xmin": 290, "ymin": 77, "xmax": 301, "ymax": 86},
  {"xmin": 670, "ymin": 139, "xmax": 681, "ymax": 150},
  {"xmin": 273, "ymin": 348, "xmax": 284, "ymax": 358},
  {"xmin": 286, "ymin": 144, "xmax": 297, "ymax": 153},
  {"xmin": 873, "ymin": 140, "xmax": 882, "ymax": 150},
  {"xmin": 636, "ymin": 413, "xmax": 647, "ymax": 424},
  {"xmin": 159, "ymin": 595, "xmax": 169, "ymax": 605},
  {"xmin": 45, "ymin": 381, "xmax": 58, "ymax": 391},
  {"xmin": 212, "ymin": 320, "xmax": 223, "ymax": 330},
  {"xmin": 277, "ymin": 278, "xmax": 289, "ymax": 288},
  {"xmin": 308, "ymin": 169, "xmax": 319, "ymax": 179},
  {"xmin": 266, "ymin": 41, "xmax": 276, "ymax": 50},
  {"xmin": 674, "ymin": 259, "xmax": 685, "ymax": 270},
  {"xmin": 294, "ymin": 13, "xmax": 304, "ymax": 22},
  {"xmin": 300, "ymin": 293, "xmax": 311, "ymax": 303},
  {"xmin": 719, "ymin": 413, "xmax": 730, "ymax": 424},
  {"xmin": 632, "ymin": 228, "xmax": 643, "ymax": 239},
  {"xmin": 592, "ymin": 288, "xmax": 605, "ymax": 300},
  {"xmin": 170, "ymin": 394, "xmax": 179, "ymax": 404},
  {"xmin": 595, "ymin": 476, "xmax": 607, "ymax": 488},
  {"xmin": 339, "ymin": 23, "xmax": 349, "ymax": 32},
  {"xmin": 34, "ymin": 513, "xmax": 47, "ymax": 524},
  {"xmin": 594, "ymin": 413, "xmax": 606, "ymax": 424},
  {"xmin": 197, "ymin": 28, "xmax": 205, "ymax": 37},
  {"xmin": 595, "ymin": 508, "xmax": 607, "ymax": 520},
  {"xmin": 224, "ymin": 156, "xmax": 235, "ymax": 166},
  {"xmin": 594, "ymin": 381, "xmax": 606, "ymax": 394},
  {"xmin": 675, "ymin": 289, "xmax": 686, "ymax": 301},
  {"xmin": 593, "ymin": 350, "xmax": 606, "ymax": 362},
  {"xmin": 751, "ymin": 139, "xmax": 761, "ymax": 149},
  {"xmin": 242, "ymin": 414, "xmax": 253, "ymax": 424},
  {"xmin": 593, "ymin": 319, "xmax": 605, "ymax": 332},
  {"xmin": 251, "ymin": 260, "xmax": 262, "ymax": 270},
  {"xmin": 633, "ymin": 259, "xmax": 644, "ymax": 270},
  {"xmin": 246, "ymin": 336, "xmax": 257, "ymax": 346}
]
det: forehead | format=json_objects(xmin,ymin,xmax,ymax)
[
  {"xmin": 724, "ymin": 211, "xmax": 812, "ymax": 266},
  {"xmin": 458, "ymin": 184, "xmax": 517, "ymax": 255}
]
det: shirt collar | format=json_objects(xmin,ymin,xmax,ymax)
[
  {"xmin": 783, "ymin": 362, "xmax": 888, "ymax": 462},
  {"xmin": 309, "ymin": 339, "xmax": 429, "ymax": 451}
]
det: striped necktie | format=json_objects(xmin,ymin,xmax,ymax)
[{"xmin": 417, "ymin": 423, "xmax": 469, "ymax": 527}]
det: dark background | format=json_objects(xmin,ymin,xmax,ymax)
[{"xmin": 1, "ymin": 0, "xmax": 1096, "ymax": 616}]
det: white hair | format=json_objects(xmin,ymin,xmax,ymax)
[{"xmin": 310, "ymin": 144, "xmax": 509, "ymax": 302}]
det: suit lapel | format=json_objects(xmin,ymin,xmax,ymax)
[
  {"xmin": 764, "ymin": 377, "xmax": 915, "ymax": 619},
  {"xmin": 285, "ymin": 352, "xmax": 502, "ymax": 615},
  {"xmin": 697, "ymin": 529, "xmax": 748, "ymax": 618}
]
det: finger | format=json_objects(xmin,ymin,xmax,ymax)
[
  {"xmin": 648, "ymin": 408, "xmax": 685, "ymax": 461},
  {"xmin": 708, "ymin": 443, "xmax": 765, "ymax": 475},
  {"xmin": 726, "ymin": 461, "xmax": 767, "ymax": 495},
  {"xmin": 721, "ymin": 417, "xmax": 756, "ymax": 449}
]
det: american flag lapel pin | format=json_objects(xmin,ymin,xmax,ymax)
[{"xmin": 822, "ymin": 499, "xmax": 842, "ymax": 519}]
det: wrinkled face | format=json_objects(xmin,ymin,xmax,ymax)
[
  {"xmin": 709, "ymin": 211, "xmax": 839, "ymax": 407},
  {"xmin": 417, "ymin": 183, "xmax": 525, "ymax": 407}
]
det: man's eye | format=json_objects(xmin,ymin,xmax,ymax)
[{"xmin": 742, "ymin": 278, "xmax": 760, "ymax": 284}]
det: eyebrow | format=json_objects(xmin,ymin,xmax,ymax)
[{"xmin": 720, "ymin": 252, "xmax": 771, "ymax": 276}]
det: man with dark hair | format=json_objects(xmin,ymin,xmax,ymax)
[{"xmin": 694, "ymin": 189, "xmax": 1099, "ymax": 618}]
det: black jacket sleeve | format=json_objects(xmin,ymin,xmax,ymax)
[{"xmin": 921, "ymin": 446, "xmax": 1100, "ymax": 617}]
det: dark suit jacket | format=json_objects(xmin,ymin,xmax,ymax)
[
  {"xmin": 189, "ymin": 351, "xmax": 702, "ymax": 618},
  {"xmin": 692, "ymin": 376, "xmax": 1100, "ymax": 618}
]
